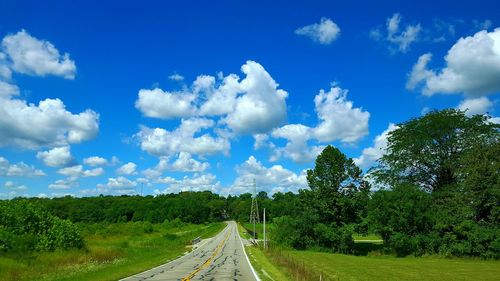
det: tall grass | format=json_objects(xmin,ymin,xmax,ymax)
[
  {"xmin": 261, "ymin": 246, "xmax": 337, "ymax": 281},
  {"xmin": 0, "ymin": 222, "xmax": 224, "ymax": 281}
]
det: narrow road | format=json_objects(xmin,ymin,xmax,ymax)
[{"xmin": 121, "ymin": 221, "xmax": 259, "ymax": 281}]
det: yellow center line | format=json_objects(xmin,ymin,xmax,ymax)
[{"xmin": 181, "ymin": 229, "xmax": 231, "ymax": 281}]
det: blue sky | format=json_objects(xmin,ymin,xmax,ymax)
[{"xmin": 0, "ymin": 0, "xmax": 499, "ymax": 197}]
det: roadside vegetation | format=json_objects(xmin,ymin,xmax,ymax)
[
  {"xmin": 236, "ymin": 109, "xmax": 499, "ymax": 280},
  {"xmin": 0, "ymin": 208, "xmax": 224, "ymax": 281},
  {"xmin": 1, "ymin": 109, "xmax": 498, "ymax": 280}
]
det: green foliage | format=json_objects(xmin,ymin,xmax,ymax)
[
  {"xmin": 368, "ymin": 183, "xmax": 433, "ymax": 240},
  {"xmin": 0, "ymin": 200, "xmax": 84, "ymax": 252},
  {"xmin": 26, "ymin": 191, "xmax": 227, "ymax": 225},
  {"xmin": 373, "ymin": 109, "xmax": 499, "ymax": 192},
  {"xmin": 142, "ymin": 221, "xmax": 154, "ymax": 233},
  {"xmin": 271, "ymin": 146, "xmax": 367, "ymax": 253}
]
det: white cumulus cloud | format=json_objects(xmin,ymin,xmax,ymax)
[
  {"xmin": 224, "ymin": 61, "xmax": 288, "ymax": 134},
  {"xmin": 83, "ymin": 156, "xmax": 107, "ymax": 166},
  {"xmin": 271, "ymin": 124, "xmax": 324, "ymax": 163},
  {"xmin": 354, "ymin": 123, "xmax": 398, "ymax": 170},
  {"xmin": 101, "ymin": 176, "xmax": 137, "ymax": 188},
  {"xmin": 312, "ymin": 87, "xmax": 370, "ymax": 143},
  {"xmin": 155, "ymin": 173, "xmax": 220, "ymax": 194},
  {"xmin": 135, "ymin": 88, "xmax": 196, "ymax": 119},
  {"xmin": 48, "ymin": 178, "xmax": 78, "ymax": 190},
  {"xmin": 135, "ymin": 61, "xmax": 288, "ymax": 136},
  {"xmin": 1, "ymin": 29, "xmax": 76, "ymax": 79},
  {"xmin": 407, "ymin": 28, "xmax": 500, "ymax": 97},
  {"xmin": 116, "ymin": 162, "xmax": 137, "ymax": 175},
  {"xmin": 36, "ymin": 146, "xmax": 75, "ymax": 167},
  {"xmin": 57, "ymin": 165, "xmax": 104, "ymax": 179},
  {"xmin": 137, "ymin": 118, "xmax": 230, "ymax": 157},
  {"xmin": 457, "ymin": 97, "xmax": 494, "ymax": 116},
  {"xmin": 229, "ymin": 156, "xmax": 308, "ymax": 195},
  {"xmin": 0, "ymin": 81, "xmax": 19, "ymax": 98},
  {"xmin": 295, "ymin": 18, "xmax": 341, "ymax": 45},
  {"xmin": 0, "ymin": 97, "xmax": 99, "ymax": 149},
  {"xmin": 0, "ymin": 156, "xmax": 45, "ymax": 177},
  {"xmin": 371, "ymin": 13, "xmax": 421, "ymax": 53},
  {"xmin": 171, "ymin": 152, "xmax": 210, "ymax": 172}
]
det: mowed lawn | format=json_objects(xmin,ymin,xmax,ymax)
[
  {"xmin": 287, "ymin": 250, "xmax": 500, "ymax": 281},
  {"xmin": 0, "ymin": 222, "xmax": 225, "ymax": 281}
]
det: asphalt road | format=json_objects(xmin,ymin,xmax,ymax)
[{"xmin": 121, "ymin": 221, "xmax": 259, "ymax": 281}]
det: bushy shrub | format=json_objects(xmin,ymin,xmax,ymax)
[
  {"xmin": 0, "ymin": 200, "xmax": 85, "ymax": 252},
  {"xmin": 143, "ymin": 221, "xmax": 154, "ymax": 233},
  {"xmin": 313, "ymin": 223, "xmax": 354, "ymax": 253}
]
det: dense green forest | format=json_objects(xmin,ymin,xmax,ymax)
[{"xmin": 1, "ymin": 109, "xmax": 498, "ymax": 259}]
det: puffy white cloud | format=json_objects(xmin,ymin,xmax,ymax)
[
  {"xmin": 255, "ymin": 86, "xmax": 369, "ymax": 163},
  {"xmin": 253, "ymin": 134, "xmax": 270, "ymax": 150},
  {"xmin": 142, "ymin": 152, "xmax": 209, "ymax": 177},
  {"xmin": 135, "ymin": 61, "xmax": 288, "ymax": 135},
  {"xmin": 0, "ymin": 81, "xmax": 18, "ymax": 98},
  {"xmin": 312, "ymin": 87, "xmax": 370, "ymax": 143},
  {"xmin": 116, "ymin": 162, "xmax": 137, "ymax": 175},
  {"xmin": 386, "ymin": 13, "xmax": 421, "ymax": 52},
  {"xmin": 223, "ymin": 61, "xmax": 288, "ymax": 134},
  {"xmin": 457, "ymin": 97, "xmax": 494, "ymax": 116},
  {"xmin": 407, "ymin": 28, "xmax": 500, "ymax": 97},
  {"xmin": 489, "ymin": 117, "xmax": 500, "ymax": 124},
  {"xmin": 198, "ymin": 74, "xmax": 240, "ymax": 116},
  {"xmin": 48, "ymin": 178, "xmax": 78, "ymax": 190},
  {"xmin": 1, "ymin": 30, "xmax": 76, "ymax": 79},
  {"xmin": 156, "ymin": 173, "xmax": 220, "ymax": 194},
  {"xmin": 135, "ymin": 88, "xmax": 196, "ymax": 119},
  {"xmin": 137, "ymin": 118, "xmax": 230, "ymax": 157},
  {"xmin": 57, "ymin": 165, "xmax": 104, "ymax": 179},
  {"xmin": 0, "ymin": 52, "xmax": 11, "ymax": 79},
  {"xmin": 354, "ymin": 123, "xmax": 398, "ymax": 170},
  {"xmin": 295, "ymin": 18, "xmax": 341, "ymax": 45},
  {"xmin": 101, "ymin": 176, "xmax": 137, "ymax": 188},
  {"xmin": 229, "ymin": 156, "xmax": 308, "ymax": 195},
  {"xmin": 83, "ymin": 167, "xmax": 104, "ymax": 177},
  {"xmin": 0, "ymin": 156, "xmax": 45, "ymax": 177},
  {"xmin": 271, "ymin": 124, "xmax": 324, "ymax": 163},
  {"xmin": 142, "ymin": 157, "xmax": 169, "ymax": 179},
  {"xmin": 168, "ymin": 73, "xmax": 184, "ymax": 81},
  {"xmin": 83, "ymin": 156, "xmax": 107, "ymax": 166},
  {"xmin": 371, "ymin": 13, "xmax": 421, "ymax": 53},
  {"xmin": 171, "ymin": 152, "xmax": 210, "ymax": 172},
  {"xmin": 0, "ymin": 97, "xmax": 99, "ymax": 149},
  {"xmin": 4, "ymin": 181, "xmax": 27, "ymax": 190},
  {"xmin": 36, "ymin": 146, "xmax": 75, "ymax": 167}
]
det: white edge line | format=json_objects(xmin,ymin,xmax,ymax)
[{"xmin": 238, "ymin": 224, "xmax": 262, "ymax": 281}]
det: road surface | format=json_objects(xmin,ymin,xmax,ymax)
[{"xmin": 121, "ymin": 221, "xmax": 259, "ymax": 281}]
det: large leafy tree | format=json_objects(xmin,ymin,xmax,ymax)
[
  {"xmin": 306, "ymin": 145, "xmax": 366, "ymax": 226},
  {"xmin": 373, "ymin": 109, "xmax": 499, "ymax": 192}
]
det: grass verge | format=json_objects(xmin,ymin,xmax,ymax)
[{"xmin": 237, "ymin": 223, "xmax": 291, "ymax": 281}]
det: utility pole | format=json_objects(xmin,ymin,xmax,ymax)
[
  {"xmin": 250, "ymin": 179, "xmax": 260, "ymax": 242},
  {"xmin": 263, "ymin": 208, "xmax": 266, "ymax": 249}
]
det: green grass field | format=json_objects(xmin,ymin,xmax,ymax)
[
  {"xmin": 237, "ymin": 223, "xmax": 500, "ymax": 281},
  {"xmin": 286, "ymin": 250, "xmax": 500, "ymax": 281},
  {"xmin": 0, "ymin": 221, "xmax": 225, "ymax": 281}
]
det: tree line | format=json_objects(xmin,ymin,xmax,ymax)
[
  {"xmin": 272, "ymin": 109, "xmax": 499, "ymax": 259},
  {"xmin": 1, "ymin": 109, "xmax": 498, "ymax": 258}
]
